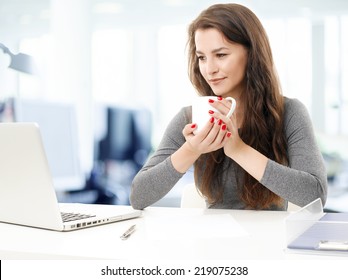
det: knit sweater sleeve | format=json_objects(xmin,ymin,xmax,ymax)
[
  {"xmin": 130, "ymin": 107, "xmax": 191, "ymax": 209},
  {"xmin": 260, "ymin": 98, "xmax": 328, "ymax": 207}
]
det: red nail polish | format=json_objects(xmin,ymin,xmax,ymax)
[
  {"xmin": 227, "ymin": 132, "xmax": 232, "ymax": 137},
  {"xmin": 221, "ymin": 124, "xmax": 227, "ymax": 130},
  {"xmin": 191, "ymin": 124, "xmax": 196, "ymax": 129},
  {"xmin": 218, "ymin": 119, "xmax": 222, "ymax": 125},
  {"xmin": 217, "ymin": 96, "xmax": 223, "ymax": 101},
  {"xmin": 209, "ymin": 110, "xmax": 214, "ymax": 114},
  {"xmin": 210, "ymin": 117, "xmax": 214, "ymax": 123},
  {"xmin": 208, "ymin": 99, "xmax": 214, "ymax": 103}
]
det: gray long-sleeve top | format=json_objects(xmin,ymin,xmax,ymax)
[{"xmin": 130, "ymin": 97, "xmax": 328, "ymax": 210}]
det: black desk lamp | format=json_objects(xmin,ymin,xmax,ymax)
[{"xmin": 0, "ymin": 42, "xmax": 38, "ymax": 75}]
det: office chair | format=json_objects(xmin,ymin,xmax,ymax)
[{"xmin": 180, "ymin": 183, "xmax": 206, "ymax": 208}]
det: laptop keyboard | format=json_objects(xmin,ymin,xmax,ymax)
[{"xmin": 61, "ymin": 212, "xmax": 96, "ymax": 223}]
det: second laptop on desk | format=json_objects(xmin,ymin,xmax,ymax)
[{"xmin": 0, "ymin": 123, "xmax": 141, "ymax": 231}]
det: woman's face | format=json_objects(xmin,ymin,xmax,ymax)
[{"xmin": 195, "ymin": 28, "xmax": 248, "ymax": 98}]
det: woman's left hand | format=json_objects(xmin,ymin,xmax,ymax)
[{"xmin": 208, "ymin": 98, "xmax": 243, "ymax": 158}]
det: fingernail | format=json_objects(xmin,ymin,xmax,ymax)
[
  {"xmin": 218, "ymin": 119, "xmax": 223, "ymax": 125},
  {"xmin": 221, "ymin": 124, "xmax": 227, "ymax": 130},
  {"xmin": 209, "ymin": 110, "xmax": 214, "ymax": 114},
  {"xmin": 227, "ymin": 132, "xmax": 232, "ymax": 137},
  {"xmin": 210, "ymin": 117, "xmax": 214, "ymax": 123},
  {"xmin": 191, "ymin": 124, "xmax": 196, "ymax": 128},
  {"xmin": 208, "ymin": 99, "xmax": 214, "ymax": 103},
  {"xmin": 217, "ymin": 96, "xmax": 223, "ymax": 101}
]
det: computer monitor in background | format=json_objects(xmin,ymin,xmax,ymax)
[
  {"xmin": 132, "ymin": 107, "xmax": 152, "ymax": 168},
  {"xmin": 98, "ymin": 106, "xmax": 152, "ymax": 169},
  {"xmin": 98, "ymin": 106, "xmax": 135, "ymax": 162},
  {"xmin": 14, "ymin": 98, "xmax": 85, "ymax": 192}
]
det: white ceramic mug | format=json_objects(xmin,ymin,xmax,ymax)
[{"xmin": 192, "ymin": 96, "xmax": 236, "ymax": 134}]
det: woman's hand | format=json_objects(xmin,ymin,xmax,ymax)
[
  {"xmin": 206, "ymin": 97, "xmax": 243, "ymax": 158},
  {"xmin": 183, "ymin": 115, "xmax": 230, "ymax": 156},
  {"xmin": 208, "ymin": 97, "xmax": 268, "ymax": 181},
  {"xmin": 172, "ymin": 97, "xmax": 242, "ymax": 174},
  {"xmin": 171, "ymin": 118, "xmax": 229, "ymax": 174}
]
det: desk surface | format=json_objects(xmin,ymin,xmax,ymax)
[{"xmin": 0, "ymin": 205, "xmax": 346, "ymax": 260}]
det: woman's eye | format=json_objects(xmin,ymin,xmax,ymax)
[
  {"xmin": 197, "ymin": 56, "xmax": 205, "ymax": 61},
  {"xmin": 217, "ymin": 53, "xmax": 226, "ymax": 58}
]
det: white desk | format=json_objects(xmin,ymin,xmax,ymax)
[{"xmin": 0, "ymin": 205, "xmax": 346, "ymax": 260}]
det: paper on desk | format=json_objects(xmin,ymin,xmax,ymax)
[{"xmin": 145, "ymin": 213, "xmax": 249, "ymax": 241}]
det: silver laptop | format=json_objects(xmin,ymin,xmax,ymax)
[{"xmin": 0, "ymin": 122, "xmax": 141, "ymax": 231}]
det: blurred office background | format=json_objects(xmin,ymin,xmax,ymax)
[{"xmin": 1, "ymin": 0, "xmax": 348, "ymax": 211}]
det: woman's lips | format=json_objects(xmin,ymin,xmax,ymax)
[{"xmin": 209, "ymin": 77, "xmax": 225, "ymax": 85}]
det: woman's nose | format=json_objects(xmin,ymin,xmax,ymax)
[{"xmin": 206, "ymin": 59, "xmax": 218, "ymax": 75}]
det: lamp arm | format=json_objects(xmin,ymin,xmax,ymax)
[{"xmin": 0, "ymin": 43, "xmax": 10, "ymax": 55}]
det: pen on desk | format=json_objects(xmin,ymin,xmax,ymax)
[{"xmin": 120, "ymin": 224, "xmax": 136, "ymax": 240}]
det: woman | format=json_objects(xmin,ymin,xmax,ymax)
[{"xmin": 130, "ymin": 3, "xmax": 327, "ymax": 210}]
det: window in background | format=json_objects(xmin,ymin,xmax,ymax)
[
  {"xmin": 325, "ymin": 15, "xmax": 348, "ymax": 135},
  {"xmin": 157, "ymin": 25, "xmax": 196, "ymax": 143},
  {"xmin": 325, "ymin": 16, "xmax": 341, "ymax": 134},
  {"xmin": 340, "ymin": 16, "xmax": 348, "ymax": 135},
  {"xmin": 19, "ymin": 34, "xmax": 88, "ymax": 103},
  {"xmin": 264, "ymin": 18, "xmax": 312, "ymax": 110},
  {"xmin": 18, "ymin": 36, "xmax": 50, "ymax": 99},
  {"xmin": 91, "ymin": 29, "xmax": 133, "ymax": 104}
]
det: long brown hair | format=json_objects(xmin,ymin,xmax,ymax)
[{"xmin": 187, "ymin": 4, "xmax": 288, "ymax": 209}]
